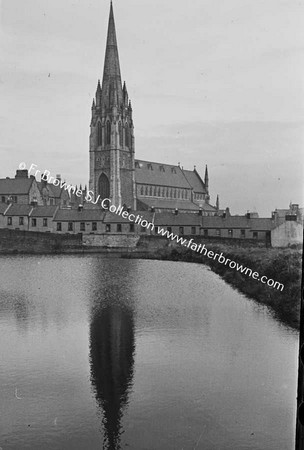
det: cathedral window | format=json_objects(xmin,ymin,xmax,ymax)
[
  {"xmin": 106, "ymin": 121, "xmax": 111, "ymax": 145},
  {"xmin": 154, "ymin": 187, "xmax": 157, "ymax": 196},
  {"xmin": 125, "ymin": 122, "xmax": 129, "ymax": 148},
  {"xmin": 97, "ymin": 122, "xmax": 102, "ymax": 146},
  {"xmin": 166, "ymin": 188, "xmax": 169, "ymax": 197},
  {"xmin": 173, "ymin": 189, "xmax": 176, "ymax": 199},
  {"xmin": 158, "ymin": 187, "xmax": 160, "ymax": 197},
  {"xmin": 145, "ymin": 186, "xmax": 148, "ymax": 195},
  {"xmin": 118, "ymin": 121, "xmax": 122, "ymax": 147},
  {"xmin": 149, "ymin": 186, "xmax": 153, "ymax": 196},
  {"xmin": 140, "ymin": 186, "xmax": 144, "ymax": 195},
  {"xmin": 181, "ymin": 190, "xmax": 184, "ymax": 199}
]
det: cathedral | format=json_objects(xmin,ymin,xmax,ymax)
[{"xmin": 89, "ymin": 2, "xmax": 217, "ymax": 215}]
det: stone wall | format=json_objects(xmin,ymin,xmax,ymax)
[
  {"xmin": 83, "ymin": 233, "xmax": 140, "ymax": 248},
  {"xmin": 0, "ymin": 229, "xmax": 82, "ymax": 254}
]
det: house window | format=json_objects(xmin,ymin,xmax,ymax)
[
  {"xmin": 228, "ymin": 229, "xmax": 233, "ymax": 237},
  {"xmin": 68, "ymin": 222, "xmax": 73, "ymax": 231},
  {"xmin": 155, "ymin": 226, "xmax": 159, "ymax": 234},
  {"xmin": 13, "ymin": 196, "xmax": 17, "ymax": 203},
  {"xmin": 7, "ymin": 217, "xmax": 12, "ymax": 225},
  {"xmin": 191, "ymin": 226, "xmax": 196, "ymax": 235},
  {"xmin": 204, "ymin": 229, "xmax": 208, "ymax": 237},
  {"xmin": 130, "ymin": 223, "xmax": 135, "ymax": 232},
  {"xmin": 1, "ymin": 196, "xmax": 5, "ymax": 203},
  {"xmin": 179, "ymin": 226, "xmax": 184, "ymax": 235},
  {"xmin": 253, "ymin": 231, "xmax": 258, "ymax": 239},
  {"xmin": 31, "ymin": 218, "xmax": 37, "ymax": 227},
  {"xmin": 241, "ymin": 229, "xmax": 245, "ymax": 238},
  {"xmin": 106, "ymin": 224, "xmax": 111, "ymax": 232},
  {"xmin": 140, "ymin": 226, "xmax": 146, "ymax": 233},
  {"xmin": 50, "ymin": 198, "xmax": 54, "ymax": 205},
  {"xmin": 167, "ymin": 227, "xmax": 172, "ymax": 233},
  {"xmin": 43, "ymin": 218, "xmax": 47, "ymax": 227},
  {"xmin": 19, "ymin": 217, "xmax": 24, "ymax": 226},
  {"xmin": 92, "ymin": 222, "xmax": 97, "ymax": 231},
  {"xmin": 117, "ymin": 224, "xmax": 122, "ymax": 232},
  {"xmin": 80, "ymin": 222, "xmax": 85, "ymax": 231},
  {"xmin": 57, "ymin": 222, "xmax": 62, "ymax": 231},
  {"xmin": 216, "ymin": 229, "xmax": 221, "ymax": 236}
]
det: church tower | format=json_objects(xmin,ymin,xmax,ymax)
[{"xmin": 89, "ymin": 2, "xmax": 136, "ymax": 209}]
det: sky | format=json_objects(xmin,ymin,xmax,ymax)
[{"xmin": 0, "ymin": 0, "xmax": 303, "ymax": 216}]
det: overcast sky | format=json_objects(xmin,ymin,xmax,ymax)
[{"xmin": 0, "ymin": 0, "xmax": 303, "ymax": 216}]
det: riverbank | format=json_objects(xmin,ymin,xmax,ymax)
[{"xmin": 124, "ymin": 243, "xmax": 302, "ymax": 330}]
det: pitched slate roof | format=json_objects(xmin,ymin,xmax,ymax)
[
  {"xmin": 54, "ymin": 208, "xmax": 105, "ymax": 222},
  {"xmin": 5, "ymin": 204, "xmax": 33, "ymax": 216},
  {"xmin": 30, "ymin": 206, "xmax": 58, "ymax": 217},
  {"xmin": 250, "ymin": 218, "xmax": 275, "ymax": 231},
  {"xmin": 135, "ymin": 160, "xmax": 191, "ymax": 188},
  {"xmin": 138, "ymin": 197, "xmax": 201, "ymax": 211},
  {"xmin": 103, "ymin": 211, "xmax": 155, "ymax": 224},
  {"xmin": 182, "ymin": 169, "xmax": 207, "ymax": 193},
  {"xmin": 0, "ymin": 178, "xmax": 33, "ymax": 195},
  {"xmin": 201, "ymin": 216, "xmax": 276, "ymax": 231},
  {"xmin": 37, "ymin": 182, "xmax": 64, "ymax": 199},
  {"xmin": 154, "ymin": 212, "xmax": 201, "ymax": 226},
  {"xmin": 201, "ymin": 216, "xmax": 252, "ymax": 229}
]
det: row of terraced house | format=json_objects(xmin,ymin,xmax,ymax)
[{"xmin": 0, "ymin": 200, "xmax": 302, "ymax": 248}]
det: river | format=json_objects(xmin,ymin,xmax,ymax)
[{"xmin": 0, "ymin": 255, "xmax": 298, "ymax": 449}]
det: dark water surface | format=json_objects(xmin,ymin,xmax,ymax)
[{"xmin": 0, "ymin": 255, "xmax": 298, "ymax": 449}]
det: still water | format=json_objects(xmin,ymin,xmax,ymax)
[{"xmin": 0, "ymin": 255, "xmax": 298, "ymax": 449}]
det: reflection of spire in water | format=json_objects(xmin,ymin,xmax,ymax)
[{"xmin": 89, "ymin": 302, "xmax": 135, "ymax": 449}]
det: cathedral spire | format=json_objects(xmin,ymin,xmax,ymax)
[
  {"xmin": 101, "ymin": 2, "xmax": 123, "ymax": 108},
  {"xmin": 204, "ymin": 165, "xmax": 209, "ymax": 187}
]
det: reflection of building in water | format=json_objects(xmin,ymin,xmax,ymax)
[{"xmin": 89, "ymin": 304, "xmax": 135, "ymax": 449}]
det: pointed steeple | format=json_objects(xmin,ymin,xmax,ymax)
[
  {"xmin": 216, "ymin": 194, "xmax": 219, "ymax": 210},
  {"xmin": 204, "ymin": 165, "xmax": 209, "ymax": 191},
  {"xmin": 101, "ymin": 2, "xmax": 123, "ymax": 108}
]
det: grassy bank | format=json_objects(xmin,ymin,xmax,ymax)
[{"xmin": 134, "ymin": 244, "xmax": 303, "ymax": 330}]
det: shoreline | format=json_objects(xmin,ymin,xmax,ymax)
[{"xmin": 122, "ymin": 244, "xmax": 302, "ymax": 331}]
